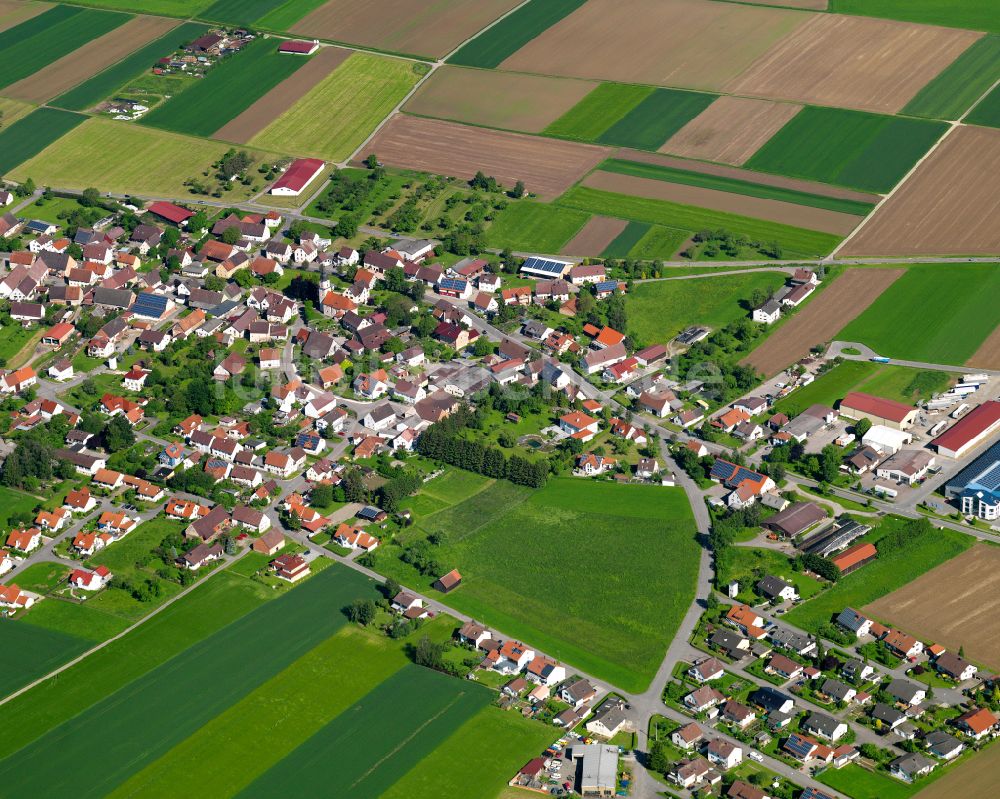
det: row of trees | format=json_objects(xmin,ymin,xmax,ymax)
[{"xmin": 417, "ymin": 420, "xmax": 548, "ymax": 488}]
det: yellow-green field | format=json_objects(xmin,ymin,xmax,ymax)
[
  {"xmin": 0, "ymin": 96, "xmax": 35, "ymax": 127},
  {"xmin": 249, "ymin": 52, "xmax": 422, "ymax": 162},
  {"xmin": 10, "ymin": 118, "xmax": 275, "ymax": 200}
]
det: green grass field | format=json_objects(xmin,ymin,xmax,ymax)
[
  {"xmin": 830, "ymin": 0, "xmax": 1000, "ymax": 34},
  {"xmin": 0, "ymin": 566, "xmax": 377, "ymax": 798},
  {"xmin": 52, "ymin": 21, "xmax": 210, "ymax": 111},
  {"xmin": 628, "ymin": 226, "xmax": 692, "ymax": 260},
  {"xmin": 600, "ymin": 159, "xmax": 875, "ymax": 216},
  {"xmin": 372, "ymin": 479, "xmax": 700, "ymax": 692},
  {"xmin": 784, "ymin": 519, "xmax": 972, "ymax": 633},
  {"xmin": 746, "ymin": 107, "xmax": 947, "ymax": 193},
  {"xmin": 248, "ymin": 53, "xmax": 421, "ymax": 161},
  {"xmin": 771, "ymin": 360, "xmax": 952, "ymax": 417},
  {"xmin": 0, "ymin": 485, "xmax": 40, "ymax": 528},
  {"xmin": 10, "ymin": 118, "xmax": 273, "ymax": 201},
  {"xmin": 0, "ymin": 107, "xmax": 86, "ymax": 174},
  {"xmin": 448, "ymin": 0, "xmax": 588, "ymax": 68},
  {"xmin": 965, "ymin": 81, "xmax": 1000, "ymax": 128},
  {"xmin": 255, "ymin": 0, "xmax": 328, "ymax": 30},
  {"xmin": 201, "ymin": 0, "xmax": 286, "ymax": 25},
  {"xmin": 0, "ymin": 96, "xmax": 35, "ymax": 127},
  {"xmin": 140, "ymin": 36, "xmax": 307, "ymax": 136},
  {"xmin": 837, "ymin": 264, "xmax": 1000, "ymax": 364},
  {"xmin": 0, "ymin": 621, "xmax": 92, "ymax": 698},
  {"xmin": 602, "ymin": 220, "xmax": 650, "ymax": 258},
  {"xmin": 903, "ymin": 35, "xmax": 1000, "ymax": 119},
  {"xmin": 544, "ymin": 82, "xmax": 653, "ymax": 142},
  {"xmin": 486, "ymin": 200, "xmax": 589, "ymax": 253},
  {"xmin": 626, "ymin": 271, "xmax": 786, "ymax": 343},
  {"xmin": 818, "ymin": 763, "xmax": 918, "ymax": 799},
  {"xmin": 44, "ymin": 0, "xmax": 210, "ymax": 14},
  {"xmin": 596, "ymin": 88, "xmax": 716, "ymax": 150},
  {"xmin": 557, "ymin": 186, "xmax": 842, "ymax": 258}
]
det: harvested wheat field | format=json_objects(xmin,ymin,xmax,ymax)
[
  {"xmin": 727, "ymin": 14, "xmax": 981, "ymax": 114},
  {"xmin": 292, "ymin": 0, "xmax": 520, "ymax": 59},
  {"xmin": 620, "ymin": 150, "xmax": 880, "ymax": 204},
  {"xmin": 842, "ymin": 126, "xmax": 1000, "ymax": 257},
  {"xmin": 967, "ymin": 325, "xmax": 1000, "ymax": 370},
  {"xmin": 2, "ymin": 15, "xmax": 178, "ymax": 104},
  {"xmin": 0, "ymin": 0, "xmax": 48, "ymax": 33},
  {"xmin": 866, "ymin": 545, "xmax": 1000, "ymax": 670},
  {"xmin": 501, "ymin": 0, "xmax": 808, "ymax": 92},
  {"xmin": 582, "ymin": 170, "xmax": 862, "ymax": 235},
  {"xmin": 561, "ymin": 216, "xmax": 628, "ymax": 257},
  {"xmin": 404, "ymin": 66, "xmax": 597, "ymax": 134},
  {"xmin": 361, "ymin": 115, "xmax": 611, "ymax": 200},
  {"xmin": 214, "ymin": 46, "xmax": 350, "ymax": 143},
  {"xmin": 661, "ymin": 96, "xmax": 802, "ymax": 165},
  {"xmin": 742, "ymin": 268, "xmax": 904, "ymax": 376},
  {"xmin": 914, "ymin": 744, "xmax": 1000, "ymax": 799}
]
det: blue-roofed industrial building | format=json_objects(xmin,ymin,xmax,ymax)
[
  {"xmin": 944, "ymin": 439, "xmax": 1000, "ymax": 520},
  {"xmin": 520, "ymin": 256, "xmax": 571, "ymax": 279}
]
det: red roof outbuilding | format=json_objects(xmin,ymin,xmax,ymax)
[
  {"xmin": 271, "ymin": 158, "xmax": 325, "ymax": 194},
  {"xmin": 148, "ymin": 201, "xmax": 193, "ymax": 225}
]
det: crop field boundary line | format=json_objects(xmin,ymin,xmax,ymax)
[
  {"xmin": 426, "ymin": 485, "xmax": 535, "ymax": 543},
  {"xmin": 831, "ymin": 74, "xmax": 1000, "ymax": 259}
]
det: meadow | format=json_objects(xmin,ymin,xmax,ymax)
[
  {"xmin": 52, "ymin": 21, "xmax": 210, "ymax": 111},
  {"xmin": 372, "ymin": 478, "xmax": 700, "ymax": 692},
  {"xmin": 0, "ymin": 621, "xmax": 92, "ymax": 697},
  {"xmin": 965, "ymin": 82, "xmax": 1000, "ymax": 128},
  {"xmin": 0, "ymin": 107, "xmax": 85, "ymax": 174},
  {"xmin": 544, "ymin": 82, "xmax": 652, "ymax": 142},
  {"xmin": 255, "ymin": 0, "xmax": 328, "ymax": 30},
  {"xmin": 903, "ymin": 35, "xmax": 1000, "ymax": 120},
  {"xmin": 201, "ymin": 0, "xmax": 288, "ymax": 25},
  {"xmin": 818, "ymin": 763, "xmax": 919, "ymax": 799},
  {"xmin": 10, "ymin": 119, "xmax": 273, "ymax": 201},
  {"xmin": 784, "ymin": 519, "xmax": 972, "ymax": 633},
  {"xmin": 486, "ymin": 201, "xmax": 589, "ymax": 253},
  {"xmin": 0, "ymin": 566, "xmax": 375, "ymax": 798},
  {"xmin": 0, "ymin": 485, "xmax": 40, "ymax": 527},
  {"xmin": 836, "ymin": 264, "xmax": 1000, "ymax": 364},
  {"xmin": 595, "ymin": 88, "xmax": 716, "ymax": 150},
  {"xmin": 45, "ymin": 0, "xmax": 210, "ymax": 14},
  {"xmin": 557, "ymin": 186, "xmax": 842, "ymax": 258},
  {"xmin": 829, "ymin": 0, "xmax": 1000, "ymax": 34},
  {"xmin": 249, "ymin": 53, "xmax": 421, "ymax": 161},
  {"xmin": 626, "ymin": 271, "xmax": 786, "ymax": 343},
  {"xmin": 140, "ymin": 37, "xmax": 306, "ymax": 136},
  {"xmin": 448, "ymin": 0, "xmax": 588, "ymax": 68},
  {"xmin": 626, "ymin": 226, "xmax": 692, "ymax": 260},
  {"xmin": 601, "ymin": 159, "xmax": 875, "ymax": 216},
  {"xmin": 746, "ymin": 107, "xmax": 947, "ymax": 193},
  {"xmin": 0, "ymin": 97, "xmax": 34, "ymax": 127},
  {"xmin": 0, "ymin": 6, "xmax": 129, "ymax": 90}
]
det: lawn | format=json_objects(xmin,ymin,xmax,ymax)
[
  {"xmin": 545, "ymin": 82, "xmax": 653, "ymax": 142},
  {"xmin": 783, "ymin": 518, "xmax": 972, "ymax": 633},
  {"xmin": 0, "ymin": 621, "xmax": 93, "ymax": 698},
  {"xmin": 18, "ymin": 195, "xmax": 91, "ymax": 224},
  {"xmin": 601, "ymin": 159, "xmax": 875, "ymax": 216},
  {"xmin": 556, "ymin": 186, "xmax": 842, "ymax": 258},
  {"xmin": 965, "ymin": 81, "xmax": 1000, "ymax": 128},
  {"xmin": 903, "ymin": 35, "xmax": 1000, "ymax": 120},
  {"xmin": 448, "ymin": 0, "xmax": 588, "ymax": 68},
  {"xmin": 0, "ymin": 6, "xmax": 130, "ymax": 90},
  {"xmin": 818, "ymin": 763, "xmax": 916, "ymax": 799},
  {"xmin": 52, "ymin": 21, "xmax": 210, "ymax": 111},
  {"xmin": 596, "ymin": 88, "xmax": 717, "ymax": 151},
  {"xmin": 0, "ymin": 485, "xmax": 40, "ymax": 527},
  {"xmin": 248, "ymin": 52, "xmax": 421, "ymax": 161},
  {"xmin": 626, "ymin": 271, "xmax": 786, "ymax": 343},
  {"xmin": 770, "ymin": 360, "xmax": 952, "ymax": 417},
  {"xmin": 371, "ymin": 478, "xmax": 701, "ymax": 692},
  {"xmin": 602, "ymin": 220, "xmax": 650, "ymax": 258},
  {"xmin": 746, "ymin": 107, "xmax": 947, "ymax": 193},
  {"xmin": 830, "ymin": 0, "xmax": 1000, "ymax": 34},
  {"xmin": 486, "ymin": 200, "xmax": 589, "ymax": 253},
  {"xmin": 140, "ymin": 36, "xmax": 308, "ymax": 136},
  {"xmin": 0, "ymin": 107, "xmax": 86, "ymax": 174},
  {"xmin": 10, "ymin": 118, "xmax": 274, "ymax": 201},
  {"xmin": 836, "ymin": 264, "xmax": 1000, "ymax": 364},
  {"xmin": 0, "ymin": 566, "xmax": 377, "ymax": 798}
]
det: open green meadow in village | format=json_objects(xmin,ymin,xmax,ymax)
[
  {"xmin": 369, "ymin": 477, "xmax": 701, "ymax": 692},
  {"xmin": 485, "ymin": 201, "xmax": 589, "ymax": 253}
]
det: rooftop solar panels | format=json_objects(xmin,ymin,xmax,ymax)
[
  {"xmin": 132, "ymin": 292, "xmax": 168, "ymax": 319},
  {"xmin": 520, "ymin": 256, "xmax": 571, "ymax": 277},
  {"xmin": 594, "ymin": 280, "xmax": 618, "ymax": 292},
  {"xmin": 801, "ymin": 516, "xmax": 870, "ymax": 557},
  {"xmin": 438, "ymin": 278, "xmax": 467, "ymax": 291}
]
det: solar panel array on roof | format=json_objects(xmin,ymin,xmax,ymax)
[
  {"xmin": 801, "ymin": 515, "xmax": 869, "ymax": 557},
  {"xmin": 521, "ymin": 257, "xmax": 570, "ymax": 276},
  {"xmin": 438, "ymin": 278, "xmax": 467, "ymax": 291},
  {"xmin": 132, "ymin": 292, "xmax": 168, "ymax": 319},
  {"xmin": 594, "ymin": 280, "xmax": 618, "ymax": 292}
]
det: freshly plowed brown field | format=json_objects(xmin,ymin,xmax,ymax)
[
  {"xmin": 661, "ymin": 96, "xmax": 802, "ymax": 165},
  {"xmin": 2, "ymin": 15, "xmax": 178, "ymax": 104},
  {"xmin": 214, "ymin": 46, "xmax": 351, "ymax": 143},
  {"xmin": 360, "ymin": 115, "xmax": 611, "ymax": 200},
  {"xmin": 914, "ymin": 745, "xmax": 1000, "ymax": 799},
  {"xmin": 561, "ymin": 216, "xmax": 628, "ymax": 257},
  {"xmin": 292, "ymin": 0, "xmax": 520, "ymax": 59},
  {"xmin": 582, "ymin": 170, "xmax": 863, "ymax": 235},
  {"xmin": 620, "ymin": 150, "xmax": 880, "ymax": 204},
  {"xmin": 0, "ymin": 0, "xmax": 48, "ymax": 33},
  {"xmin": 501, "ymin": 0, "xmax": 808, "ymax": 92},
  {"xmin": 967, "ymin": 325, "xmax": 1000, "ymax": 370},
  {"xmin": 726, "ymin": 14, "xmax": 981, "ymax": 114},
  {"xmin": 865, "ymin": 546, "xmax": 1000, "ymax": 670},
  {"xmin": 404, "ymin": 66, "xmax": 597, "ymax": 134},
  {"xmin": 741, "ymin": 268, "xmax": 904, "ymax": 376},
  {"xmin": 842, "ymin": 126, "xmax": 1000, "ymax": 256}
]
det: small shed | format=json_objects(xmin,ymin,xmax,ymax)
[{"xmin": 434, "ymin": 569, "xmax": 462, "ymax": 593}]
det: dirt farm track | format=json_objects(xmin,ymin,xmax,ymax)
[
  {"xmin": 741, "ymin": 268, "xmax": 904, "ymax": 377},
  {"xmin": 865, "ymin": 545, "xmax": 1000, "ymax": 671}
]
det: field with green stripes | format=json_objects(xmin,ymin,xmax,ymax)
[
  {"xmin": 903, "ymin": 35, "xmax": 1000, "ymax": 120},
  {"xmin": 0, "ymin": 108, "xmax": 86, "ymax": 174}
]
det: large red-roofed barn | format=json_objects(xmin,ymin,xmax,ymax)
[
  {"xmin": 270, "ymin": 158, "xmax": 325, "ymax": 196},
  {"xmin": 278, "ymin": 40, "xmax": 319, "ymax": 55},
  {"xmin": 147, "ymin": 201, "xmax": 193, "ymax": 226},
  {"xmin": 839, "ymin": 392, "xmax": 917, "ymax": 430},
  {"xmin": 933, "ymin": 401, "xmax": 1000, "ymax": 458}
]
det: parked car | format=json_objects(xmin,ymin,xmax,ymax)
[{"xmin": 749, "ymin": 751, "xmax": 764, "ymax": 763}]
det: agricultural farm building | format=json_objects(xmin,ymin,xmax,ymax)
[
  {"xmin": 802, "ymin": 517, "xmax": 870, "ymax": 558},
  {"xmin": 944, "ymin": 440, "xmax": 1000, "ymax": 520},
  {"xmin": 520, "ymin": 256, "xmax": 572, "ymax": 279},
  {"xmin": 830, "ymin": 543, "xmax": 877, "ymax": 576},
  {"xmin": 839, "ymin": 392, "xmax": 917, "ymax": 430},
  {"xmin": 933, "ymin": 401, "xmax": 1000, "ymax": 458},
  {"xmin": 147, "ymin": 201, "xmax": 193, "ymax": 226},
  {"xmin": 761, "ymin": 501, "xmax": 826, "ymax": 538},
  {"xmin": 278, "ymin": 40, "xmax": 320, "ymax": 55},
  {"xmin": 270, "ymin": 158, "xmax": 325, "ymax": 196}
]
